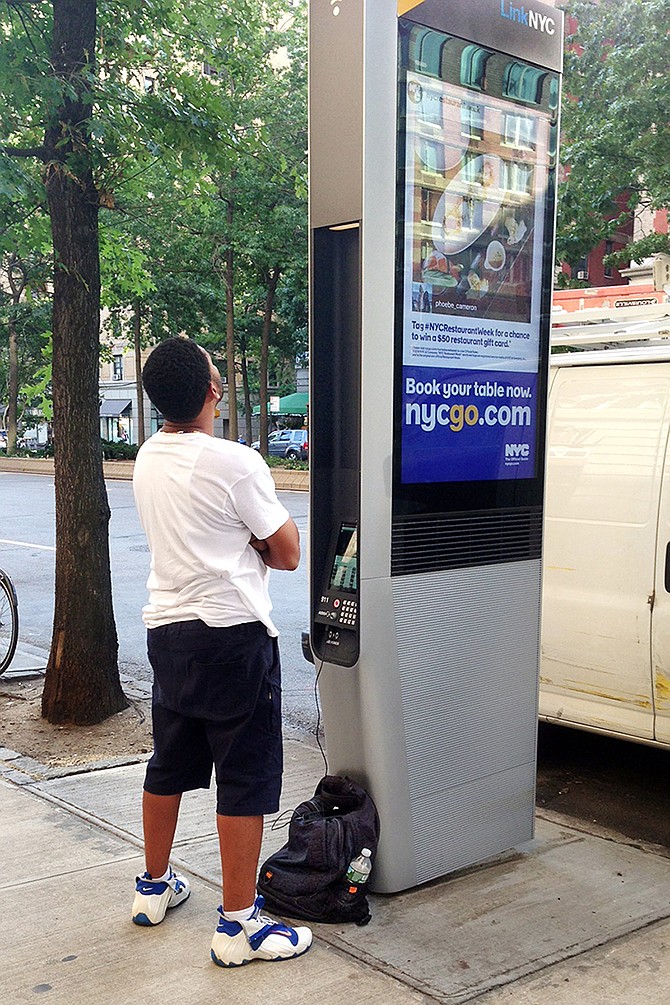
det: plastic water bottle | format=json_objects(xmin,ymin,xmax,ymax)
[{"xmin": 346, "ymin": 848, "xmax": 373, "ymax": 885}]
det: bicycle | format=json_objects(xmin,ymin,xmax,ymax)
[{"xmin": 0, "ymin": 568, "xmax": 19, "ymax": 675}]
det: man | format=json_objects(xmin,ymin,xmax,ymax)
[{"xmin": 130, "ymin": 336, "xmax": 312, "ymax": 967}]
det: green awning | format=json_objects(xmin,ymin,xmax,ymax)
[{"xmin": 252, "ymin": 392, "xmax": 309, "ymax": 416}]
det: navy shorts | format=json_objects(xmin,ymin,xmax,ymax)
[{"xmin": 144, "ymin": 620, "xmax": 283, "ymax": 816}]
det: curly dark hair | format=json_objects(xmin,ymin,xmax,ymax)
[{"xmin": 142, "ymin": 337, "xmax": 212, "ymax": 423}]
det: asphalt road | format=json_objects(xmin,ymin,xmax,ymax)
[
  {"xmin": 0, "ymin": 471, "xmax": 317, "ymax": 734},
  {"xmin": 2, "ymin": 469, "xmax": 669, "ymax": 851},
  {"xmin": 536, "ymin": 721, "xmax": 670, "ymax": 853}
]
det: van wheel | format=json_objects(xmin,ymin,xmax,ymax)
[{"xmin": 286, "ymin": 449, "xmax": 299, "ymax": 460}]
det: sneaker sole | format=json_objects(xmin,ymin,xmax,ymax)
[{"xmin": 210, "ymin": 943, "xmax": 311, "ymax": 968}]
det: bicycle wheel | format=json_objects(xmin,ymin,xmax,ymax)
[{"xmin": 0, "ymin": 570, "xmax": 19, "ymax": 675}]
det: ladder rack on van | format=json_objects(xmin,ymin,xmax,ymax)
[{"xmin": 551, "ymin": 300, "xmax": 670, "ymax": 351}]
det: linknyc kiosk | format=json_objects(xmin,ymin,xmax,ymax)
[{"xmin": 307, "ymin": 0, "xmax": 563, "ymax": 893}]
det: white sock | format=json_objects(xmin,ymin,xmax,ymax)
[
  {"xmin": 148, "ymin": 866, "xmax": 171, "ymax": 883},
  {"xmin": 223, "ymin": 903, "xmax": 256, "ymax": 922}
]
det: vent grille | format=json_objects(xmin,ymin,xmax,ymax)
[{"xmin": 391, "ymin": 509, "xmax": 542, "ymax": 576}]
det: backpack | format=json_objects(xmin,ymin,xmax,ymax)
[{"xmin": 257, "ymin": 774, "xmax": 380, "ymax": 926}]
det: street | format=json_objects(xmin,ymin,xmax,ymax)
[{"xmin": 0, "ymin": 471, "xmax": 317, "ymax": 734}]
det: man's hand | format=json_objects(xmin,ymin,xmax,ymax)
[{"xmin": 250, "ymin": 518, "xmax": 300, "ymax": 570}]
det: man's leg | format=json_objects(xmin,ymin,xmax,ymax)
[
  {"xmin": 132, "ymin": 790, "xmax": 190, "ymax": 926},
  {"xmin": 143, "ymin": 790, "xmax": 182, "ymax": 878},
  {"xmin": 209, "ymin": 629, "xmax": 312, "ymax": 963},
  {"xmin": 211, "ymin": 812, "xmax": 312, "ymax": 966},
  {"xmin": 216, "ymin": 813, "xmax": 263, "ymax": 911}
]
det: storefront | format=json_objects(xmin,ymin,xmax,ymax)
[{"xmin": 99, "ymin": 398, "xmax": 132, "ymax": 442}]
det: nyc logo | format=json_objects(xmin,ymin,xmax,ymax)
[{"xmin": 505, "ymin": 443, "xmax": 530, "ymax": 460}]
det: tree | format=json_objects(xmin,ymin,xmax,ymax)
[
  {"xmin": 0, "ymin": 247, "xmax": 51, "ymax": 451},
  {"xmin": 40, "ymin": 1, "xmax": 125, "ymax": 723},
  {"xmin": 557, "ymin": 0, "xmax": 670, "ymax": 268},
  {"xmin": 0, "ymin": 104, "xmax": 51, "ymax": 453},
  {"xmin": 0, "ymin": 0, "xmax": 269, "ymax": 723},
  {"xmin": 0, "ymin": 0, "xmax": 126, "ymax": 722},
  {"xmin": 213, "ymin": 2, "xmax": 308, "ymax": 452}
]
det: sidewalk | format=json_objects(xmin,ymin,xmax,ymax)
[
  {"xmin": 0, "ymin": 455, "xmax": 309, "ymax": 491},
  {"xmin": 2, "ymin": 674, "xmax": 670, "ymax": 1003}
]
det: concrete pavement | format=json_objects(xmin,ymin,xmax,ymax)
[{"xmin": 2, "ymin": 669, "xmax": 670, "ymax": 1003}]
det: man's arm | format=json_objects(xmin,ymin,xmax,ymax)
[{"xmin": 250, "ymin": 517, "xmax": 300, "ymax": 570}]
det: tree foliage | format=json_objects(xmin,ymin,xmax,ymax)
[
  {"xmin": 1, "ymin": 0, "xmax": 308, "ymax": 424},
  {"xmin": 98, "ymin": 0, "xmax": 308, "ymax": 440},
  {"xmin": 557, "ymin": 0, "xmax": 670, "ymax": 267}
]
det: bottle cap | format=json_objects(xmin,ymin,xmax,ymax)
[{"xmin": 362, "ymin": 848, "xmax": 371, "ymax": 856}]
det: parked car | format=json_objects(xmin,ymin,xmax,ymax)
[
  {"xmin": 251, "ymin": 430, "xmax": 280, "ymax": 451},
  {"xmin": 252, "ymin": 428, "xmax": 308, "ymax": 460}
]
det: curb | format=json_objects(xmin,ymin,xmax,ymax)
[{"xmin": 0, "ymin": 455, "xmax": 309, "ymax": 492}]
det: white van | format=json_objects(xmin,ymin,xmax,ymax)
[{"xmin": 542, "ymin": 342, "xmax": 670, "ymax": 747}]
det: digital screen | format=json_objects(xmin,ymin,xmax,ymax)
[
  {"xmin": 398, "ymin": 24, "xmax": 557, "ymax": 485},
  {"xmin": 329, "ymin": 524, "xmax": 358, "ymax": 593}
]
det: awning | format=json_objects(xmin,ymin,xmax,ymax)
[
  {"xmin": 252, "ymin": 392, "xmax": 309, "ymax": 416},
  {"xmin": 100, "ymin": 399, "xmax": 132, "ymax": 417}
]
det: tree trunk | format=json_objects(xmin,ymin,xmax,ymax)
[
  {"xmin": 41, "ymin": 0, "xmax": 125, "ymax": 725},
  {"xmin": 259, "ymin": 267, "xmax": 281, "ymax": 454},
  {"xmin": 6, "ymin": 253, "xmax": 24, "ymax": 455},
  {"xmin": 133, "ymin": 300, "xmax": 146, "ymax": 445},
  {"xmin": 240, "ymin": 349, "xmax": 253, "ymax": 446},
  {"xmin": 7, "ymin": 318, "xmax": 18, "ymax": 454},
  {"xmin": 224, "ymin": 197, "xmax": 238, "ymax": 441}
]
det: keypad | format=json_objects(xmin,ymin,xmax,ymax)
[{"xmin": 338, "ymin": 599, "xmax": 357, "ymax": 626}]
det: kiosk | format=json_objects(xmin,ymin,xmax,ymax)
[{"xmin": 308, "ymin": 0, "xmax": 563, "ymax": 893}]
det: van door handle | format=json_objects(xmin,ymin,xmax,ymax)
[{"xmin": 665, "ymin": 543, "xmax": 670, "ymax": 593}]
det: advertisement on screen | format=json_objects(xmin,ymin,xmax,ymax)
[{"xmin": 400, "ymin": 70, "xmax": 552, "ymax": 484}]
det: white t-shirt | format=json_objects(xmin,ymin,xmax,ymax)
[{"xmin": 132, "ymin": 431, "xmax": 291, "ymax": 635}]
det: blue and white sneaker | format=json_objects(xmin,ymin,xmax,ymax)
[
  {"xmin": 210, "ymin": 896, "xmax": 312, "ymax": 967},
  {"xmin": 131, "ymin": 868, "xmax": 191, "ymax": 926}
]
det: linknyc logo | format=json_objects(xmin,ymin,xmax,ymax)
[{"xmin": 499, "ymin": 1, "xmax": 556, "ymax": 35}]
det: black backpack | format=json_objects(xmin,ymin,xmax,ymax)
[{"xmin": 258, "ymin": 774, "xmax": 380, "ymax": 926}]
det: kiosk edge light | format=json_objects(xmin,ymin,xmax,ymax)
[{"xmin": 308, "ymin": 0, "xmax": 563, "ymax": 893}]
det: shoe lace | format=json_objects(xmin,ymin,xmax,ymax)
[
  {"xmin": 249, "ymin": 899, "xmax": 284, "ymax": 929},
  {"xmin": 246, "ymin": 916, "xmax": 298, "ymax": 951}
]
